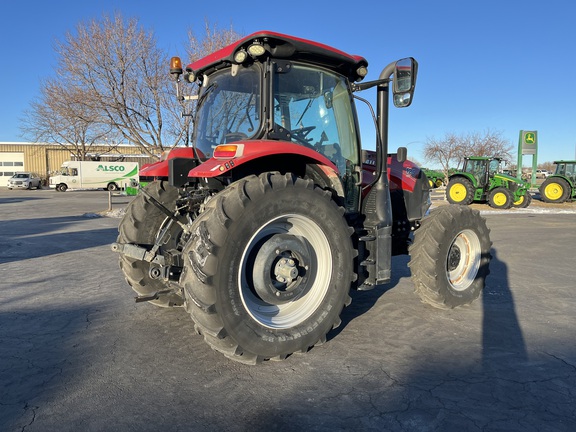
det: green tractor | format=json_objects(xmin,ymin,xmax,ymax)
[
  {"xmin": 446, "ymin": 156, "xmax": 532, "ymax": 209},
  {"xmin": 422, "ymin": 167, "xmax": 445, "ymax": 188},
  {"xmin": 539, "ymin": 160, "xmax": 576, "ymax": 203}
]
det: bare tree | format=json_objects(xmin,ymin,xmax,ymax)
[
  {"xmin": 170, "ymin": 22, "xmax": 244, "ymax": 137},
  {"xmin": 57, "ymin": 14, "xmax": 188, "ymax": 158},
  {"xmin": 22, "ymin": 15, "xmax": 243, "ymax": 159},
  {"xmin": 21, "ymin": 78, "xmax": 114, "ymax": 160},
  {"xmin": 187, "ymin": 21, "xmax": 242, "ymax": 63},
  {"xmin": 463, "ymin": 129, "xmax": 514, "ymax": 161},
  {"xmin": 423, "ymin": 132, "xmax": 465, "ymax": 180},
  {"xmin": 424, "ymin": 129, "xmax": 513, "ymax": 180},
  {"xmin": 539, "ymin": 161, "xmax": 556, "ymax": 172}
]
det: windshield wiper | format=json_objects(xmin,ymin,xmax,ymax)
[{"xmin": 196, "ymin": 82, "xmax": 218, "ymax": 109}]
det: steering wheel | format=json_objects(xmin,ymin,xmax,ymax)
[
  {"xmin": 289, "ymin": 126, "xmax": 316, "ymax": 146},
  {"xmin": 225, "ymin": 132, "xmax": 248, "ymax": 143}
]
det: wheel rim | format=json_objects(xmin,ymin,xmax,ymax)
[
  {"xmin": 446, "ymin": 229, "xmax": 482, "ymax": 291},
  {"xmin": 240, "ymin": 214, "xmax": 332, "ymax": 329},
  {"xmin": 449, "ymin": 184, "xmax": 467, "ymax": 202},
  {"xmin": 513, "ymin": 195, "xmax": 524, "ymax": 206},
  {"xmin": 544, "ymin": 182, "xmax": 563, "ymax": 200},
  {"xmin": 492, "ymin": 192, "xmax": 508, "ymax": 207}
]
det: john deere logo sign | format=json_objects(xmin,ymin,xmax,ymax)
[
  {"xmin": 520, "ymin": 130, "xmax": 537, "ymax": 155},
  {"xmin": 524, "ymin": 132, "xmax": 535, "ymax": 144},
  {"xmin": 97, "ymin": 165, "xmax": 125, "ymax": 172}
]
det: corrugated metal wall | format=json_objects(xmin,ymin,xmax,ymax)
[{"xmin": 0, "ymin": 143, "xmax": 159, "ymax": 180}]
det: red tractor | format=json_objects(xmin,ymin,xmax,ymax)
[{"xmin": 112, "ymin": 31, "xmax": 491, "ymax": 364}]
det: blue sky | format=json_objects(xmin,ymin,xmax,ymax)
[{"xmin": 1, "ymin": 0, "xmax": 575, "ymax": 167}]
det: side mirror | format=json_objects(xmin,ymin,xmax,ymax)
[
  {"xmin": 393, "ymin": 58, "xmax": 418, "ymax": 108},
  {"xmin": 396, "ymin": 146, "xmax": 407, "ymax": 163}
]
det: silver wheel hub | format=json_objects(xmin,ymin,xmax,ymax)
[
  {"xmin": 447, "ymin": 229, "xmax": 481, "ymax": 291},
  {"xmin": 252, "ymin": 234, "xmax": 312, "ymax": 305}
]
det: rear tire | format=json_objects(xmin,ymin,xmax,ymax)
[
  {"xmin": 409, "ymin": 205, "xmax": 491, "ymax": 309},
  {"xmin": 107, "ymin": 183, "xmax": 119, "ymax": 191},
  {"xmin": 488, "ymin": 187, "xmax": 513, "ymax": 209},
  {"xmin": 539, "ymin": 178, "xmax": 570, "ymax": 203},
  {"xmin": 446, "ymin": 178, "xmax": 475, "ymax": 205},
  {"xmin": 181, "ymin": 172, "xmax": 355, "ymax": 364},
  {"xmin": 117, "ymin": 180, "xmax": 183, "ymax": 307}
]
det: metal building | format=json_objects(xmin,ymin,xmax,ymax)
[{"xmin": 0, "ymin": 142, "xmax": 159, "ymax": 185}]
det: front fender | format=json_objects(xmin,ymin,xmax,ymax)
[{"xmin": 188, "ymin": 141, "xmax": 338, "ymax": 178}]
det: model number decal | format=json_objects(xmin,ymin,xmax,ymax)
[{"xmin": 404, "ymin": 167, "xmax": 419, "ymax": 178}]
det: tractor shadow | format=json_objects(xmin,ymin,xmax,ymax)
[{"xmin": 331, "ymin": 247, "xmax": 528, "ymax": 369}]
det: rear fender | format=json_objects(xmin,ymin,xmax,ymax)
[
  {"xmin": 449, "ymin": 173, "xmax": 477, "ymax": 187},
  {"xmin": 361, "ymin": 150, "xmax": 422, "ymax": 193},
  {"xmin": 362, "ymin": 150, "xmax": 430, "ymax": 222},
  {"xmin": 551, "ymin": 175, "xmax": 575, "ymax": 188}
]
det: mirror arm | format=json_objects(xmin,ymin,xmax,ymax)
[{"xmin": 351, "ymin": 78, "xmax": 390, "ymax": 92}]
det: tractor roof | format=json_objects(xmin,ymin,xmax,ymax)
[
  {"xmin": 187, "ymin": 31, "xmax": 369, "ymax": 82},
  {"xmin": 464, "ymin": 156, "xmax": 506, "ymax": 162},
  {"xmin": 553, "ymin": 160, "xmax": 576, "ymax": 164},
  {"xmin": 465, "ymin": 156, "xmax": 496, "ymax": 161}
]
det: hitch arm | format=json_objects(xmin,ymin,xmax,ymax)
[{"xmin": 139, "ymin": 186, "xmax": 189, "ymax": 233}]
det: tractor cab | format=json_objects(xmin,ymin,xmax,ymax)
[
  {"xmin": 460, "ymin": 156, "xmax": 500, "ymax": 188},
  {"xmin": 168, "ymin": 32, "xmax": 420, "ymax": 218},
  {"xmin": 553, "ymin": 161, "xmax": 576, "ymax": 182}
]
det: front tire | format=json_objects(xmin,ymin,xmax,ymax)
[
  {"xmin": 446, "ymin": 178, "xmax": 475, "ymax": 205},
  {"xmin": 181, "ymin": 172, "xmax": 355, "ymax": 364},
  {"xmin": 409, "ymin": 205, "xmax": 491, "ymax": 309},
  {"xmin": 512, "ymin": 191, "xmax": 532, "ymax": 208},
  {"xmin": 539, "ymin": 178, "xmax": 570, "ymax": 203},
  {"xmin": 117, "ymin": 180, "xmax": 183, "ymax": 307},
  {"xmin": 488, "ymin": 187, "xmax": 513, "ymax": 209}
]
